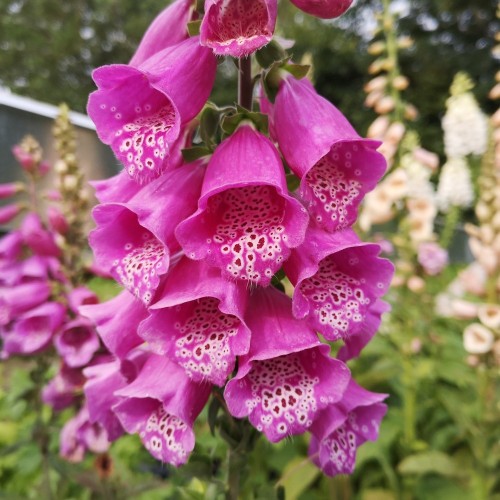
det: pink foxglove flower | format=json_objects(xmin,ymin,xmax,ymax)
[
  {"xmin": 284, "ymin": 226, "xmax": 393, "ymax": 343},
  {"xmin": 91, "ymin": 171, "xmax": 143, "ymax": 204},
  {"xmin": 47, "ymin": 206, "xmax": 69, "ymax": 234},
  {"xmin": 140, "ymin": 257, "xmax": 250, "ymax": 386},
  {"xmin": 88, "ymin": 37, "xmax": 216, "ymax": 183},
  {"xmin": 89, "ymin": 160, "xmax": 205, "ymax": 304},
  {"xmin": 79, "ymin": 290, "xmax": 149, "ymax": 359},
  {"xmin": 113, "ymin": 354, "xmax": 211, "ymax": 466},
  {"xmin": 67, "ymin": 286, "xmax": 99, "ymax": 314},
  {"xmin": 273, "ymin": 76, "xmax": 386, "ymax": 232},
  {"xmin": 20, "ymin": 213, "xmax": 60, "ymax": 257},
  {"xmin": 42, "ymin": 364, "xmax": 86, "ymax": 411},
  {"xmin": 54, "ymin": 318, "xmax": 100, "ymax": 368},
  {"xmin": 309, "ymin": 380, "xmax": 387, "ymax": 476},
  {"xmin": 200, "ymin": 0, "xmax": 277, "ymax": 57},
  {"xmin": 0, "ymin": 281, "xmax": 51, "ymax": 325},
  {"xmin": 60, "ymin": 406, "xmax": 110, "ymax": 463},
  {"xmin": 0, "ymin": 182, "xmax": 23, "ymax": 199},
  {"xmin": 224, "ymin": 287, "xmax": 350, "ymax": 442},
  {"xmin": 176, "ymin": 125, "xmax": 308, "ymax": 285},
  {"xmin": 0, "ymin": 204, "xmax": 23, "ymax": 224},
  {"xmin": 1, "ymin": 302, "xmax": 66, "ymax": 358},
  {"xmin": 129, "ymin": 0, "xmax": 195, "ymax": 67},
  {"xmin": 289, "ymin": 0, "xmax": 353, "ymax": 19}
]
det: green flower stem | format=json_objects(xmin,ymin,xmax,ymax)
[
  {"xmin": 440, "ymin": 205, "xmax": 461, "ymax": 249},
  {"xmin": 402, "ymin": 356, "xmax": 416, "ymax": 446}
]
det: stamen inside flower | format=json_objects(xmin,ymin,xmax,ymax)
[
  {"xmin": 202, "ymin": 185, "xmax": 288, "ymax": 284},
  {"xmin": 172, "ymin": 297, "xmax": 241, "ymax": 386}
]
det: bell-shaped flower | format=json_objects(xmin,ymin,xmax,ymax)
[
  {"xmin": 0, "ymin": 281, "xmax": 51, "ymax": 325},
  {"xmin": 54, "ymin": 318, "xmax": 100, "ymax": 368},
  {"xmin": 140, "ymin": 257, "xmax": 250, "ymax": 386},
  {"xmin": 308, "ymin": 380, "xmax": 387, "ymax": 476},
  {"xmin": 284, "ymin": 226, "xmax": 393, "ymax": 343},
  {"xmin": 1, "ymin": 302, "xmax": 66, "ymax": 358},
  {"xmin": 337, "ymin": 299, "xmax": 390, "ymax": 361},
  {"xmin": 224, "ymin": 286, "xmax": 350, "ymax": 442},
  {"xmin": 67, "ymin": 286, "xmax": 99, "ymax": 315},
  {"xmin": 289, "ymin": 0, "xmax": 352, "ymax": 19},
  {"xmin": 20, "ymin": 213, "xmax": 61, "ymax": 257},
  {"xmin": 83, "ymin": 350, "xmax": 149, "ymax": 442},
  {"xmin": 79, "ymin": 290, "xmax": 149, "ymax": 359},
  {"xmin": 200, "ymin": 0, "xmax": 277, "ymax": 57},
  {"xmin": 0, "ymin": 203, "xmax": 23, "ymax": 224},
  {"xmin": 60, "ymin": 406, "xmax": 110, "ymax": 463},
  {"xmin": 0, "ymin": 230, "xmax": 23, "ymax": 263},
  {"xmin": 176, "ymin": 125, "xmax": 308, "ymax": 286},
  {"xmin": 88, "ymin": 37, "xmax": 216, "ymax": 183},
  {"xmin": 273, "ymin": 76, "xmax": 386, "ymax": 232},
  {"xmin": 42, "ymin": 364, "xmax": 86, "ymax": 411},
  {"xmin": 129, "ymin": 0, "xmax": 195, "ymax": 67},
  {"xmin": 113, "ymin": 353, "xmax": 211, "ymax": 466},
  {"xmin": 89, "ymin": 160, "xmax": 205, "ymax": 304}
]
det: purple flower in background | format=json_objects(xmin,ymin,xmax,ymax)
[
  {"xmin": 284, "ymin": 226, "xmax": 393, "ymax": 343},
  {"xmin": 176, "ymin": 125, "xmax": 309, "ymax": 285},
  {"xmin": 273, "ymin": 76, "xmax": 386, "ymax": 232},
  {"xmin": 42, "ymin": 364, "xmax": 86, "ymax": 411},
  {"xmin": 140, "ymin": 257, "xmax": 250, "ymax": 386},
  {"xmin": 224, "ymin": 287, "xmax": 350, "ymax": 442},
  {"xmin": 54, "ymin": 318, "xmax": 100, "ymax": 368},
  {"xmin": 60, "ymin": 406, "xmax": 110, "ymax": 463},
  {"xmin": 200, "ymin": 0, "xmax": 278, "ymax": 57},
  {"xmin": 309, "ymin": 380, "xmax": 387, "ymax": 476},
  {"xmin": 20, "ymin": 213, "xmax": 60, "ymax": 257},
  {"xmin": 417, "ymin": 241, "xmax": 449, "ymax": 276},
  {"xmin": 89, "ymin": 160, "xmax": 205, "ymax": 304},
  {"xmin": 113, "ymin": 354, "xmax": 211, "ymax": 466},
  {"xmin": 88, "ymin": 37, "xmax": 216, "ymax": 183}
]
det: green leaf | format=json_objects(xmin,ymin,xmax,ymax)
[
  {"xmin": 181, "ymin": 146, "xmax": 212, "ymax": 163},
  {"xmin": 255, "ymin": 40, "xmax": 288, "ymax": 69},
  {"xmin": 207, "ymin": 396, "xmax": 222, "ymax": 437},
  {"xmin": 398, "ymin": 451, "xmax": 460, "ymax": 477},
  {"xmin": 199, "ymin": 105, "xmax": 221, "ymax": 147},
  {"xmin": 277, "ymin": 457, "xmax": 320, "ymax": 500}
]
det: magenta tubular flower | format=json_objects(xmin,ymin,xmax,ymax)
[
  {"xmin": 309, "ymin": 380, "xmax": 387, "ymax": 476},
  {"xmin": 284, "ymin": 226, "xmax": 393, "ymax": 343},
  {"xmin": 140, "ymin": 257, "xmax": 250, "ymax": 386},
  {"xmin": 0, "ymin": 281, "xmax": 51, "ymax": 325},
  {"xmin": 67, "ymin": 286, "xmax": 99, "ymax": 315},
  {"xmin": 113, "ymin": 354, "xmax": 211, "ymax": 466},
  {"xmin": 42, "ymin": 364, "xmax": 86, "ymax": 411},
  {"xmin": 54, "ymin": 318, "xmax": 100, "ymax": 368},
  {"xmin": 0, "ymin": 182, "xmax": 23, "ymax": 199},
  {"xmin": 176, "ymin": 125, "xmax": 308, "ymax": 285},
  {"xmin": 224, "ymin": 287, "xmax": 350, "ymax": 442},
  {"xmin": 88, "ymin": 37, "xmax": 216, "ymax": 183},
  {"xmin": 47, "ymin": 206, "xmax": 69, "ymax": 235},
  {"xmin": 289, "ymin": 0, "xmax": 352, "ymax": 19},
  {"xmin": 0, "ymin": 231, "xmax": 23, "ymax": 263},
  {"xmin": 83, "ymin": 358, "xmax": 132, "ymax": 441},
  {"xmin": 20, "ymin": 213, "xmax": 60, "ymax": 257},
  {"xmin": 60, "ymin": 406, "xmax": 110, "ymax": 463},
  {"xmin": 0, "ymin": 203, "xmax": 23, "ymax": 224},
  {"xmin": 337, "ymin": 299, "xmax": 390, "ymax": 362},
  {"xmin": 273, "ymin": 76, "xmax": 386, "ymax": 232},
  {"xmin": 129, "ymin": 0, "xmax": 195, "ymax": 67},
  {"xmin": 91, "ymin": 171, "xmax": 143, "ymax": 204},
  {"xmin": 200, "ymin": 0, "xmax": 277, "ymax": 57},
  {"xmin": 11, "ymin": 145, "xmax": 35, "ymax": 171},
  {"xmin": 1, "ymin": 302, "xmax": 66, "ymax": 358},
  {"xmin": 79, "ymin": 290, "xmax": 148, "ymax": 359},
  {"xmin": 89, "ymin": 161, "xmax": 205, "ymax": 304}
]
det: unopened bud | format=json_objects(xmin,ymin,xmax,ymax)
[
  {"xmin": 0, "ymin": 203, "xmax": 24, "ymax": 224},
  {"xmin": 397, "ymin": 36, "xmax": 414, "ymax": 49},
  {"xmin": 407, "ymin": 275, "xmax": 425, "ymax": 293},
  {"xmin": 63, "ymin": 175, "xmax": 78, "ymax": 190},
  {"xmin": 0, "ymin": 182, "xmax": 24, "ymax": 199},
  {"xmin": 54, "ymin": 160, "xmax": 68, "ymax": 174},
  {"xmin": 385, "ymin": 121, "xmax": 406, "ymax": 144},
  {"xmin": 375, "ymin": 95, "xmax": 396, "ymax": 114},
  {"xmin": 392, "ymin": 75, "xmax": 409, "ymax": 90},
  {"xmin": 404, "ymin": 104, "xmax": 419, "ymax": 121},
  {"xmin": 367, "ymin": 116, "xmax": 390, "ymax": 139},
  {"xmin": 489, "ymin": 83, "xmax": 500, "ymax": 101},
  {"xmin": 463, "ymin": 323, "xmax": 494, "ymax": 354},
  {"xmin": 412, "ymin": 148, "xmax": 439, "ymax": 171},
  {"xmin": 364, "ymin": 75, "xmax": 387, "ymax": 93},
  {"xmin": 367, "ymin": 41, "xmax": 386, "ymax": 56},
  {"xmin": 365, "ymin": 89, "xmax": 384, "ymax": 108}
]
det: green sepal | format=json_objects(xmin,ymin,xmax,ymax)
[
  {"xmin": 286, "ymin": 173, "xmax": 300, "ymax": 192},
  {"xmin": 262, "ymin": 57, "xmax": 310, "ymax": 103},
  {"xmin": 181, "ymin": 146, "xmax": 212, "ymax": 163},
  {"xmin": 255, "ymin": 40, "xmax": 288, "ymax": 70},
  {"xmin": 187, "ymin": 20, "xmax": 202, "ymax": 36},
  {"xmin": 199, "ymin": 105, "xmax": 221, "ymax": 148},
  {"xmin": 207, "ymin": 395, "xmax": 222, "ymax": 437},
  {"xmin": 221, "ymin": 106, "xmax": 269, "ymax": 136}
]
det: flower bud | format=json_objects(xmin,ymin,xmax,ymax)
[
  {"xmin": 364, "ymin": 89, "xmax": 384, "ymax": 108},
  {"xmin": 384, "ymin": 122, "xmax": 406, "ymax": 144},
  {"xmin": 364, "ymin": 76, "xmax": 387, "ymax": 93},
  {"xmin": 392, "ymin": 75, "xmax": 409, "ymax": 90},
  {"xmin": 375, "ymin": 95, "xmax": 396, "ymax": 114},
  {"xmin": 404, "ymin": 104, "xmax": 418, "ymax": 121},
  {"xmin": 478, "ymin": 304, "xmax": 500, "ymax": 331},
  {"xmin": 412, "ymin": 148, "xmax": 439, "ymax": 171},
  {"xmin": 0, "ymin": 182, "xmax": 24, "ymax": 199},
  {"xmin": 367, "ymin": 116, "xmax": 390, "ymax": 139},
  {"xmin": 407, "ymin": 275, "xmax": 425, "ymax": 293},
  {"xmin": 0, "ymin": 203, "xmax": 23, "ymax": 224}
]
